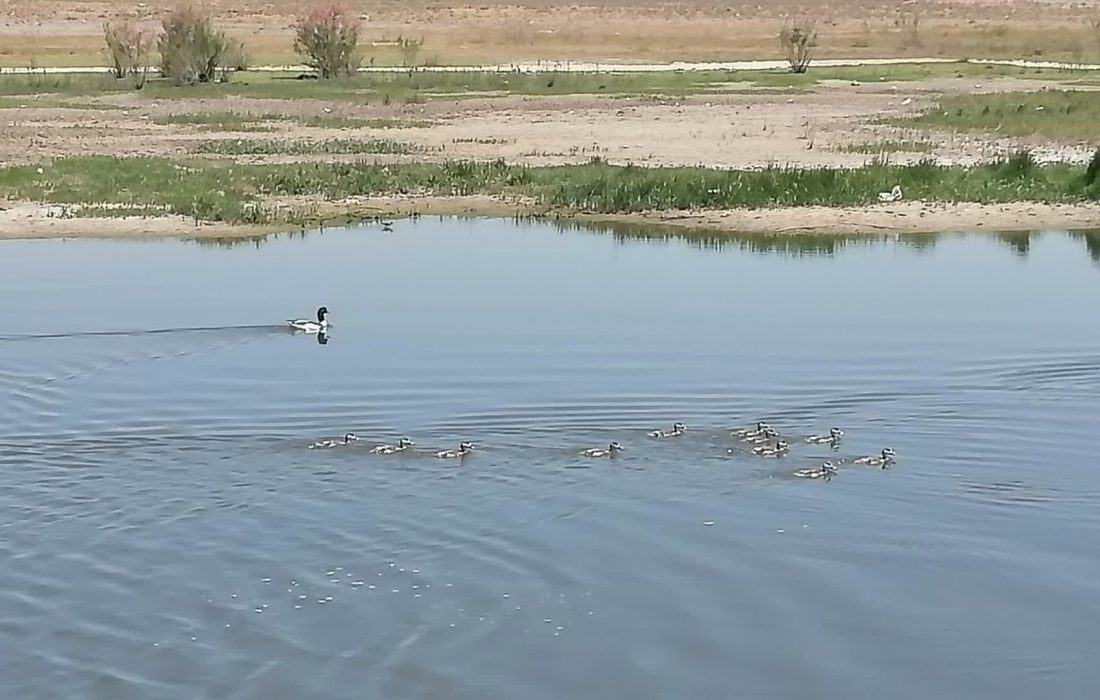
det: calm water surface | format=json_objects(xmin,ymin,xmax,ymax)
[{"xmin": 1, "ymin": 221, "xmax": 1099, "ymax": 699}]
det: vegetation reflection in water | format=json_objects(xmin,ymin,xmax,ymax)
[{"xmin": 185, "ymin": 218, "xmax": 1100, "ymax": 264}]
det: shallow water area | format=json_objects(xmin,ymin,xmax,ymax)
[{"xmin": 2, "ymin": 220, "xmax": 1099, "ymax": 699}]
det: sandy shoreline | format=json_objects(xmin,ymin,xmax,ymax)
[{"xmin": 3, "ymin": 198, "xmax": 1098, "ymax": 242}]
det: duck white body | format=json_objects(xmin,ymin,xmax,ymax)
[
  {"xmin": 288, "ymin": 306, "xmax": 329, "ymax": 333},
  {"xmin": 647, "ymin": 422, "xmax": 687, "ymax": 439},
  {"xmin": 793, "ymin": 462, "xmax": 838, "ymax": 480},
  {"xmin": 308, "ymin": 432, "xmax": 358, "ymax": 449},
  {"xmin": 436, "ymin": 442, "xmax": 476, "ymax": 459},
  {"xmin": 806, "ymin": 428, "xmax": 844, "ymax": 444},
  {"xmin": 853, "ymin": 448, "xmax": 896, "ymax": 468},
  {"xmin": 581, "ymin": 442, "xmax": 624, "ymax": 458},
  {"xmin": 370, "ymin": 437, "xmax": 414, "ymax": 455},
  {"xmin": 752, "ymin": 440, "xmax": 790, "ymax": 457}
]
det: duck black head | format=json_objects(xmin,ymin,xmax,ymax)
[{"xmin": 317, "ymin": 306, "xmax": 328, "ymax": 321}]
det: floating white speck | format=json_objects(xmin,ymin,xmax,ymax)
[
  {"xmin": 325, "ymin": 596, "xmax": 333, "ymax": 602},
  {"xmin": 225, "ymin": 624, "xmax": 231, "ymax": 628},
  {"xmin": 367, "ymin": 585, "xmax": 376, "ymax": 590},
  {"xmin": 449, "ymin": 623, "xmax": 456, "ymax": 628},
  {"xmin": 298, "ymin": 594, "xmax": 307, "ymax": 600},
  {"xmin": 191, "ymin": 636, "xmax": 197, "ymax": 641},
  {"xmin": 412, "ymin": 569, "xmax": 420, "ymax": 574},
  {"xmin": 556, "ymin": 626, "xmax": 563, "ymax": 631},
  {"xmin": 776, "ymin": 529, "xmax": 785, "ymax": 533},
  {"xmin": 502, "ymin": 593, "xmax": 510, "ymax": 598},
  {"xmin": 392, "ymin": 589, "xmax": 400, "ymax": 593},
  {"xmin": 544, "ymin": 619, "xmax": 552, "ymax": 624},
  {"xmin": 318, "ymin": 599, "xmax": 327, "ymax": 604},
  {"xmin": 261, "ymin": 578, "xmax": 271, "ymax": 583},
  {"xmin": 351, "ymin": 581, "xmax": 365, "ymax": 587},
  {"xmin": 294, "ymin": 604, "xmax": 302, "ymax": 609},
  {"xmin": 254, "ymin": 608, "xmax": 263, "ymax": 613},
  {"xmin": 231, "ymin": 594, "xmax": 237, "ymax": 599},
  {"xmin": 703, "ymin": 521, "xmax": 715, "ymax": 526},
  {"xmin": 414, "ymin": 593, "xmax": 421, "ymax": 598},
  {"xmin": 326, "ymin": 571, "xmax": 335, "ymax": 576}
]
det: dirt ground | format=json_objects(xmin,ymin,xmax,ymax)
[
  {"xmin": 2, "ymin": 1, "xmax": 1100, "ymax": 67},
  {"xmin": 1, "ymin": 76, "xmax": 1093, "ymax": 168},
  {"xmin": 3, "ymin": 72, "xmax": 1100, "ymax": 238}
]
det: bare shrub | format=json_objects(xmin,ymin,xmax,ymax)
[
  {"xmin": 895, "ymin": 11, "xmax": 922, "ymax": 49},
  {"xmin": 397, "ymin": 35, "xmax": 424, "ymax": 72},
  {"xmin": 104, "ymin": 19, "xmax": 152, "ymax": 86},
  {"xmin": 293, "ymin": 3, "xmax": 362, "ymax": 79},
  {"xmin": 157, "ymin": 4, "xmax": 239, "ymax": 86},
  {"xmin": 779, "ymin": 22, "xmax": 817, "ymax": 74}
]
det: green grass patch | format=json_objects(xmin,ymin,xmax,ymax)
[
  {"xmin": 901, "ymin": 89, "xmax": 1100, "ymax": 142},
  {"xmin": 190, "ymin": 138, "xmax": 418, "ymax": 156},
  {"xmin": 0, "ymin": 63, "xmax": 1089, "ymax": 103},
  {"xmin": 1, "ymin": 154, "xmax": 1097, "ymax": 227}
]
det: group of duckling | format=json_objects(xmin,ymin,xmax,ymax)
[
  {"xmin": 308, "ymin": 434, "xmax": 476, "ymax": 459},
  {"xmin": 306, "ymin": 420, "xmax": 895, "ymax": 480},
  {"xmin": 727, "ymin": 421, "xmax": 896, "ymax": 481}
]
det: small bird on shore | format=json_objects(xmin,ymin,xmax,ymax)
[{"xmin": 878, "ymin": 185, "xmax": 903, "ymax": 203}]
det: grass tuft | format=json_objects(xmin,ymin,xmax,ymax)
[{"xmin": 190, "ymin": 138, "xmax": 417, "ymax": 156}]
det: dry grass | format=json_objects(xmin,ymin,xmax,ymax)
[{"xmin": 2, "ymin": 1, "xmax": 1100, "ymax": 67}]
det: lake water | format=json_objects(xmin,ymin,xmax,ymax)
[{"xmin": 1, "ymin": 221, "xmax": 1098, "ymax": 699}]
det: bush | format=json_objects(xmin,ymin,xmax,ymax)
[
  {"xmin": 779, "ymin": 22, "xmax": 817, "ymax": 74},
  {"xmin": 293, "ymin": 3, "xmax": 361, "ymax": 79},
  {"xmin": 157, "ymin": 4, "xmax": 240, "ymax": 86},
  {"xmin": 1085, "ymin": 148, "xmax": 1100, "ymax": 187},
  {"xmin": 104, "ymin": 19, "xmax": 152, "ymax": 87}
]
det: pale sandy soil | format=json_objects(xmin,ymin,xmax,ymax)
[
  {"xmin": 2, "ymin": 1, "xmax": 1100, "ymax": 67},
  {"xmin": 0, "ymin": 201, "xmax": 269, "ymax": 239},
  {"xmin": 2, "ymin": 76, "xmax": 1094, "ymax": 168}
]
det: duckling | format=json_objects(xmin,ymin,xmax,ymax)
[
  {"xmin": 370, "ymin": 437, "xmax": 414, "ymax": 455},
  {"xmin": 752, "ymin": 440, "xmax": 790, "ymax": 457},
  {"xmin": 743, "ymin": 427, "xmax": 781, "ymax": 445},
  {"xmin": 733, "ymin": 421, "xmax": 771, "ymax": 438},
  {"xmin": 853, "ymin": 448, "xmax": 896, "ymax": 468},
  {"xmin": 793, "ymin": 461, "xmax": 838, "ymax": 480},
  {"xmin": 580, "ymin": 442, "xmax": 624, "ymax": 458},
  {"xmin": 435, "ymin": 442, "xmax": 476, "ymax": 459},
  {"xmin": 647, "ymin": 422, "xmax": 687, "ymax": 438},
  {"xmin": 806, "ymin": 427, "xmax": 844, "ymax": 444},
  {"xmin": 287, "ymin": 306, "xmax": 328, "ymax": 333},
  {"xmin": 308, "ymin": 432, "xmax": 358, "ymax": 449}
]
